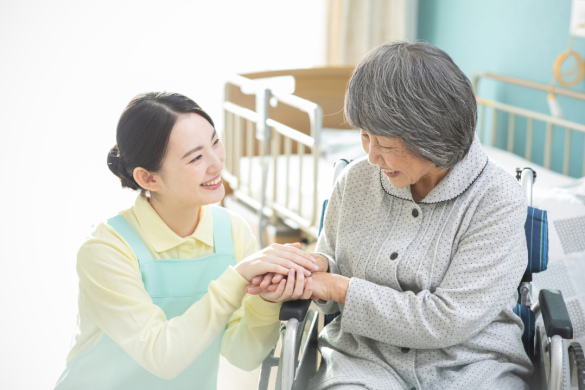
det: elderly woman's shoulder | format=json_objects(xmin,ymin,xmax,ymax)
[
  {"xmin": 347, "ymin": 155, "xmax": 374, "ymax": 173},
  {"xmin": 477, "ymin": 159, "xmax": 526, "ymax": 202},
  {"xmin": 338, "ymin": 155, "xmax": 377, "ymax": 181},
  {"xmin": 331, "ymin": 155, "xmax": 379, "ymax": 194}
]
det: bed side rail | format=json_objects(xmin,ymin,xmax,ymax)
[
  {"xmin": 222, "ymin": 75, "xmax": 323, "ymax": 240},
  {"xmin": 472, "ymin": 72, "xmax": 585, "ymax": 177}
]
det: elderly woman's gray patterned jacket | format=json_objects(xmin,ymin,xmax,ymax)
[{"xmin": 309, "ymin": 135, "xmax": 533, "ymax": 390}]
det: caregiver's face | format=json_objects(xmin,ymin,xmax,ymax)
[
  {"xmin": 361, "ymin": 130, "xmax": 437, "ymax": 189},
  {"xmin": 157, "ymin": 113, "xmax": 226, "ymax": 207}
]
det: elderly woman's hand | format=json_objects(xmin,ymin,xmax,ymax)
[
  {"xmin": 310, "ymin": 272, "xmax": 350, "ymax": 305},
  {"xmin": 310, "ymin": 253, "xmax": 330, "ymax": 272},
  {"xmin": 249, "ymin": 250, "xmax": 328, "ymax": 288}
]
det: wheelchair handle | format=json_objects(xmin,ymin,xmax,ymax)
[
  {"xmin": 516, "ymin": 167, "xmax": 536, "ymax": 207},
  {"xmin": 279, "ymin": 299, "xmax": 312, "ymax": 322}
]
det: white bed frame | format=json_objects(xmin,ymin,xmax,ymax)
[
  {"xmin": 473, "ymin": 72, "xmax": 585, "ymax": 177},
  {"xmin": 222, "ymin": 68, "xmax": 354, "ymax": 243}
]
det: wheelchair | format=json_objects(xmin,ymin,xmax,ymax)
[{"xmin": 257, "ymin": 161, "xmax": 585, "ymax": 390}]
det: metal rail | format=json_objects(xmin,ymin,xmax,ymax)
[
  {"xmin": 473, "ymin": 71, "xmax": 585, "ymax": 177},
  {"xmin": 472, "ymin": 72, "xmax": 585, "ymax": 101},
  {"xmin": 473, "ymin": 73, "xmax": 585, "ymax": 177},
  {"xmin": 281, "ymin": 318, "xmax": 299, "ymax": 390},
  {"xmin": 476, "ymin": 97, "xmax": 585, "ymax": 175},
  {"xmin": 222, "ymin": 75, "xmax": 324, "ymax": 240}
]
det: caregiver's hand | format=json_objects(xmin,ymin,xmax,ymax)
[
  {"xmin": 250, "ymin": 250, "xmax": 329, "ymax": 289},
  {"xmin": 235, "ymin": 242, "xmax": 318, "ymax": 282},
  {"xmin": 245, "ymin": 269, "xmax": 313, "ymax": 303}
]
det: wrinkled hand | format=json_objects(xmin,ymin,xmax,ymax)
[
  {"xmin": 234, "ymin": 242, "xmax": 318, "ymax": 282},
  {"xmin": 245, "ymin": 269, "xmax": 313, "ymax": 303},
  {"xmin": 308, "ymin": 271, "xmax": 333, "ymax": 301},
  {"xmin": 310, "ymin": 253, "xmax": 330, "ymax": 273},
  {"xmin": 309, "ymin": 272, "xmax": 350, "ymax": 305}
]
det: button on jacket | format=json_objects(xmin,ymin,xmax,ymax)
[{"xmin": 310, "ymin": 135, "xmax": 533, "ymax": 390}]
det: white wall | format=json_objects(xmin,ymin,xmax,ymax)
[{"xmin": 0, "ymin": 1, "xmax": 324, "ymax": 388}]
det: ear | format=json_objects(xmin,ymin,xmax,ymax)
[{"xmin": 133, "ymin": 167, "xmax": 162, "ymax": 192}]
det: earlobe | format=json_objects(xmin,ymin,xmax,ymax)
[{"xmin": 133, "ymin": 167, "xmax": 161, "ymax": 192}]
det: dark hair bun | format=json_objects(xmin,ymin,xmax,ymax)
[{"xmin": 107, "ymin": 145, "xmax": 141, "ymax": 190}]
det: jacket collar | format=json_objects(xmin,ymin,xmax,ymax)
[
  {"xmin": 380, "ymin": 134, "xmax": 488, "ymax": 204},
  {"xmin": 133, "ymin": 195, "xmax": 214, "ymax": 252}
]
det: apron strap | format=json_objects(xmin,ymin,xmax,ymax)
[
  {"xmin": 107, "ymin": 215, "xmax": 153, "ymax": 262},
  {"xmin": 210, "ymin": 206, "xmax": 235, "ymax": 257}
]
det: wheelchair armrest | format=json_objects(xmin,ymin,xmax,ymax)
[
  {"xmin": 279, "ymin": 299, "xmax": 312, "ymax": 322},
  {"xmin": 539, "ymin": 289, "xmax": 573, "ymax": 339}
]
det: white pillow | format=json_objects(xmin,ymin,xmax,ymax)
[{"xmin": 483, "ymin": 145, "xmax": 577, "ymax": 188}]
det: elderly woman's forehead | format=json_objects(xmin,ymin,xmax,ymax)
[{"xmin": 362, "ymin": 130, "xmax": 404, "ymax": 144}]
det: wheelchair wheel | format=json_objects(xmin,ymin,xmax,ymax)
[{"xmin": 569, "ymin": 342, "xmax": 585, "ymax": 390}]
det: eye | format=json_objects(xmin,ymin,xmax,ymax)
[
  {"xmin": 189, "ymin": 155, "xmax": 202, "ymax": 163},
  {"xmin": 213, "ymin": 137, "xmax": 221, "ymax": 146}
]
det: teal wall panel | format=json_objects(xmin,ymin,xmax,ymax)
[{"xmin": 418, "ymin": 0, "xmax": 585, "ymax": 177}]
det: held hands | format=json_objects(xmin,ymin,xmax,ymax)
[
  {"xmin": 245, "ymin": 268, "xmax": 314, "ymax": 303},
  {"xmin": 248, "ymin": 252, "xmax": 329, "ymax": 289},
  {"xmin": 244, "ymin": 250, "xmax": 349, "ymax": 304},
  {"xmin": 234, "ymin": 242, "xmax": 318, "ymax": 283},
  {"xmin": 239, "ymin": 244, "xmax": 316, "ymax": 303}
]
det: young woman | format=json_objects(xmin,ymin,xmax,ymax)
[{"xmin": 54, "ymin": 92, "xmax": 317, "ymax": 390}]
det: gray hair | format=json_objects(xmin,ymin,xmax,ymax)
[{"xmin": 344, "ymin": 41, "xmax": 477, "ymax": 169}]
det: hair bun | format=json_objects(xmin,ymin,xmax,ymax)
[{"xmin": 107, "ymin": 145, "xmax": 141, "ymax": 190}]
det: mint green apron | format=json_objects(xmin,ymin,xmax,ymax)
[{"xmin": 55, "ymin": 206, "xmax": 236, "ymax": 390}]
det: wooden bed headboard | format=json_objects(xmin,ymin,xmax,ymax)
[{"xmin": 225, "ymin": 67, "xmax": 355, "ymax": 135}]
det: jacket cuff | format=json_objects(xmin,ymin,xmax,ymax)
[{"xmin": 340, "ymin": 277, "xmax": 369, "ymax": 334}]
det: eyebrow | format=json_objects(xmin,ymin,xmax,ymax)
[
  {"xmin": 378, "ymin": 140, "xmax": 397, "ymax": 148},
  {"xmin": 181, "ymin": 129, "xmax": 217, "ymax": 159}
]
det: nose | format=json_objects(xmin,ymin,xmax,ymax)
[
  {"xmin": 367, "ymin": 140, "xmax": 383, "ymax": 166},
  {"xmin": 209, "ymin": 144, "xmax": 225, "ymax": 173}
]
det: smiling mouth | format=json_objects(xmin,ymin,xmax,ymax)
[
  {"xmin": 382, "ymin": 168, "xmax": 398, "ymax": 174},
  {"xmin": 201, "ymin": 175, "xmax": 221, "ymax": 186}
]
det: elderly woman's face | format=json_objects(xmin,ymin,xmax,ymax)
[{"xmin": 361, "ymin": 130, "xmax": 439, "ymax": 189}]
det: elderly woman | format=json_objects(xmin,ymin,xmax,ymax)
[{"xmin": 301, "ymin": 42, "xmax": 533, "ymax": 390}]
